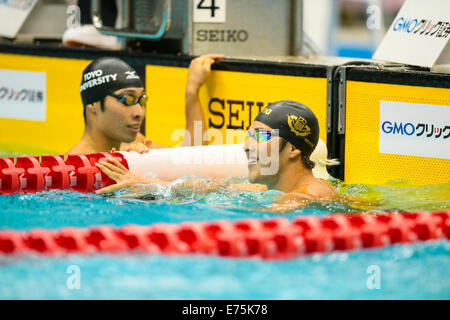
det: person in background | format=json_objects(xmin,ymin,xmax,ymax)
[{"xmin": 67, "ymin": 54, "xmax": 224, "ymax": 155}]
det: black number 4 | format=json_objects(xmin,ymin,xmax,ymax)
[{"xmin": 197, "ymin": 0, "xmax": 220, "ymax": 18}]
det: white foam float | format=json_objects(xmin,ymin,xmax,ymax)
[{"xmin": 119, "ymin": 139, "xmax": 337, "ymax": 181}]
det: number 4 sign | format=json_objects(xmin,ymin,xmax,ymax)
[{"xmin": 193, "ymin": 0, "xmax": 226, "ymax": 23}]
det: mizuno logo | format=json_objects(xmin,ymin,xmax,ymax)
[{"xmin": 125, "ymin": 71, "xmax": 140, "ymax": 80}]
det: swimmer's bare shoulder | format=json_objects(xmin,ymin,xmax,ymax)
[
  {"xmin": 294, "ymin": 178, "xmax": 339, "ymax": 200},
  {"xmin": 266, "ymin": 178, "xmax": 338, "ymax": 213},
  {"xmin": 66, "ymin": 142, "xmax": 95, "ymax": 156}
]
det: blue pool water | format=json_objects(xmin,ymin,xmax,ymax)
[{"xmin": 0, "ymin": 183, "xmax": 449, "ymax": 299}]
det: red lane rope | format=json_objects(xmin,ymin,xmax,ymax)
[
  {"xmin": 0, "ymin": 153, "xmax": 126, "ymax": 194},
  {"xmin": 1, "ymin": 211, "xmax": 449, "ymax": 259}
]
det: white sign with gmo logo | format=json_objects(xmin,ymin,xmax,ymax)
[
  {"xmin": 379, "ymin": 101, "xmax": 450, "ymax": 160},
  {"xmin": 373, "ymin": 0, "xmax": 450, "ymax": 67},
  {"xmin": 0, "ymin": 69, "xmax": 46, "ymax": 122}
]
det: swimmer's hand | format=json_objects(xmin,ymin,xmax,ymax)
[
  {"xmin": 186, "ymin": 54, "xmax": 225, "ymax": 94},
  {"xmin": 117, "ymin": 139, "xmax": 152, "ymax": 154},
  {"xmin": 95, "ymin": 158, "xmax": 166, "ymax": 194}
]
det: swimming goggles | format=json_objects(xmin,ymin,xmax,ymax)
[
  {"xmin": 246, "ymin": 129, "xmax": 278, "ymax": 143},
  {"xmin": 108, "ymin": 93, "xmax": 148, "ymax": 107}
]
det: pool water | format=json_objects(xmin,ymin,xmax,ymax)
[
  {"xmin": 0, "ymin": 179, "xmax": 449, "ymax": 299},
  {"xmin": 1, "ymin": 241, "xmax": 448, "ymax": 299}
]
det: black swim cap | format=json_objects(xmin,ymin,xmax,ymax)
[
  {"xmin": 254, "ymin": 100, "xmax": 319, "ymax": 158},
  {"xmin": 80, "ymin": 57, "xmax": 143, "ymax": 106}
]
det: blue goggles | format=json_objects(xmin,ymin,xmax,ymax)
[{"xmin": 246, "ymin": 129, "xmax": 278, "ymax": 143}]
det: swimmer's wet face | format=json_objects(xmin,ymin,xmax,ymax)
[
  {"xmin": 245, "ymin": 100, "xmax": 320, "ymax": 188},
  {"xmin": 244, "ymin": 121, "xmax": 282, "ymax": 185},
  {"xmin": 80, "ymin": 57, "xmax": 145, "ymax": 138},
  {"xmin": 79, "ymin": 57, "xmax": 147, "ymax": 145},
  {"xmin": 88, "ymin": 87, "xmax": 146, "ymax": 143}
]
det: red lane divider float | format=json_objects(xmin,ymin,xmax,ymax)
[
  {"xmin": 0, "ymin": 157, "xmax": 24, "ymax": 195},
  {"xmin": 1, "ymin": 211, "xmax": 448, "ymax": 259},
  {"xmin": 0, "ymin": 153, "xmax": 127, "ymax": 194}
]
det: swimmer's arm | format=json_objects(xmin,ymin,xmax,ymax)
[
  {"xmin": 183, "ymin": 85, "xmax": 205, "ymax": 147},
  {"xmin": 181, "ymin": 54, "xmax": 224, "ymax": 147},
  {"xmin": 263, "ymin": 185, "xmax": 339, "ymax": 213},
  {"xmin": 170, "ymin": 181, "xmax": 268, "ymax": 194},
  {"xmin": 94, "ymin": 157, "xmax": 256, "ymax": 195},
  {"xmin": 95, "ymin": 158, "xmax": 169, "ymax": 194},
  {"xmin": 227, "ymin": 183, "xmax": 268, "ymax": 193},
  {"xmin": 262, "ymin": 192, "xmax": 315, "ymax": 213},
  {"xmin": 170, "ymin": 177, "xmax": 228, "ymax": 193}
]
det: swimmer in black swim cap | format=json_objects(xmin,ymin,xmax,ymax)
[
  {"xmin": 95, "ymin": 99, "xmax": 338, "ymax": 212},
  {"xmin": 79, "ymin": 57, "xmax": 144, "ymax": 114},
  {"xmin": 67, "ymin": 57, "xmax": 154, "ymax": 155},
  {"xmin": 67, "ymin": 54, "xmax": 224, "ymax": 155},
  {"xmin": 254, "ymin": 100, "xmax": 319, "ymax": 160},
  {"xmin": 243, "ymin": 100, "xmax": 337, "ymax": 202}
]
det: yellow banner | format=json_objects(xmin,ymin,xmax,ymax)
[
  {"xmin": 345, "ymin": 80, "xmax": 450, "ymax": 185},
  {"xmin": 0, "ymin": 55, "xmax": 328, "ymax": 156},
  {"xmin": 0, "ymin": 53, "xmax": 89, "ymax": 155},
  {"xmin": 146, "ymin": 65, "xmax": 327, "ymax": 147}
]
